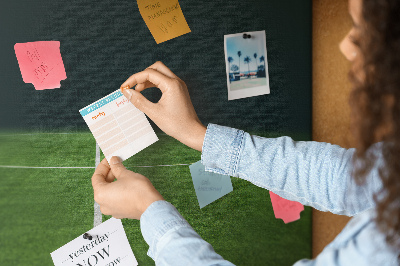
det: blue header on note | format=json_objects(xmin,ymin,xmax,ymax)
[{"xmin": 80, "ymin": 90, "xmax": 123, "ymax": 117}]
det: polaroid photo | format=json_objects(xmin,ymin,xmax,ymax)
[{"xmin": 224, "ymin": 30, "xmax": 270, "ymax": 100}]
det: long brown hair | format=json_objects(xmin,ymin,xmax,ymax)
[{"xmin": 350, "ymin": 0, "xmax": 400, "ymax": 252}]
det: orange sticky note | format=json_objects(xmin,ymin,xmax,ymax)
[
  {"xmin": 137, "ymin": 0, "xmax": 191, "ymax": 44},
  {"xmin": 14, "ymin": 41, "xmax": 67, "ymax": 90},
  {"xmin": 269, "ymin": 191, "xmax": 304, "ymax": 224}
]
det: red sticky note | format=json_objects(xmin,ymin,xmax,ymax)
[
  {"xmin": 14, "ymin": 41, "xmax": 67, "ymax": 90},
  {"xmin": 269, "ymin": 191, "xmax": 304, "ymax": 224}
]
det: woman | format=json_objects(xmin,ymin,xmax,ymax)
[{"xmin": 91, "ymin": 0, "xmax": 400, "ymax": 264}]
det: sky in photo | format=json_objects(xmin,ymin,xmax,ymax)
[{"xmin": 226, "ymin": 32, "xmax": 267, "ymax": 73}]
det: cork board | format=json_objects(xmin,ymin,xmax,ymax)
[{"xmin": 312, "ymin": 0, "xmax": 353, "ymax": 257}]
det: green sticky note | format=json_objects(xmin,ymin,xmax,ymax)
[{"xmin": 189, "ymin": 161, "xmax": 233, "ymax": 208}]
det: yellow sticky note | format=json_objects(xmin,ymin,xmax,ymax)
[{"xmin": 137, "ymin": 0, "xmax": 191, "ymax": 44}]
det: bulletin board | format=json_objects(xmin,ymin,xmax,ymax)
[{"xmin": 0, "ymin": 0, "xmax": 312, "ymax": 265}]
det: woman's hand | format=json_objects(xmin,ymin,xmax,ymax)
[
  {"xmin": 91, "ymin": 157, "xmax": 164, "ymax": 220},
  {"xmin": 120, "ymin": 61, "xmax": 206, "ymax": 152}
]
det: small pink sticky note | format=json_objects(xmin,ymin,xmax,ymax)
[
  {"xmin": 269, "ymin": 191, "xmax": 304, "ymax": 224},
  {"xmin": 14, "ymin": 41, "xmax": 67, "ymax": 90}
]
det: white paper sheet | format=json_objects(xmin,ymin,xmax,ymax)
[
  {"xmin": 51, "ymin": 218, "xmax": 137, "ymax": 266},
  {"xmin": 79, "ymin": 89, "xmax": 158, "ymax": 162}
]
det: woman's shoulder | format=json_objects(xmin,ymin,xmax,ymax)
[{"xmin": 324, "ymin": 209, "xmax": 399, "ymax": 265}]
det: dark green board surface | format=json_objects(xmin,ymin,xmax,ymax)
[
  {"xmin": 0, "ymin": 0, "xmax": 311, "ymax": 135},
  {"xmin": 0, "ymin": 0, "xmax": 312, "ymax": 265}
]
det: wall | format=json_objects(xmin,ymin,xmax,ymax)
[
  {"xmin": 0, "ymin": 0, "xmax": 311, "ymax": 138},
  {"xmin": 312, "ymin": 0, "xmax": 353, "ymax": 257}
]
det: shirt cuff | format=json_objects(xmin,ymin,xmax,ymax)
[
  {"xmin": 140, "ymin": 200, "xmax": 192, "ymax": 259},
  {"xmin": 201, "ymin": 123, "xmax": 245, "ymax": 177}
]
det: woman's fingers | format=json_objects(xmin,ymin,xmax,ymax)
[
  {"xmin": 119, "ymin": 61, "xmax": 206, "ymax": 151},
  {"xmin": 120, "ymin": 68, "xmax": 174, "ymax": 94},
  {"xmin": 92, "ymin": 159, "xmax": 110, "ymax": 187},
  {"xmin": 120, "ymin": 66, "xmax": 180, "ymax": 116},
  {"xmin": 146, "ymin": 61, "xmax": 179, "ymax": 79},
  {"xmin": 121, "ymin": 89, "xmax": 159, "ymax": 116},
  {"xmin": 92, "ymin": 159, "xmax": 111, "ymax": 202},
  {"xmin": 121, "ymin": 61, "xmax": 180, "ymax": 93},
  {"xmin": 135, "ymin": 81, "xmax": 156, "ymax": 92},
  {"xmin": 105, "ymin": 169, "xmax": 116, "ymax": 182}
]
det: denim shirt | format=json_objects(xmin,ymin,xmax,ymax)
[{"xmin": 140, "ymin": 124, "xmax": 399, "ymax": 265}]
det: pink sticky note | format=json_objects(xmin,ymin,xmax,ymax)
[
  {"xmin": 269, "ymin": 191, "xmax": 304, "ymax": 224},
  {"xmin": 14, "ymin": 41, "xmax": 67, "ymax": 90}
]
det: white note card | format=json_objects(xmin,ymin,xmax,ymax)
[
  {"xmin": 51, "ymin": 218, "xmax": 137, "ymax": 266},
  {"xmin": 79, "ymin": 89, "xmax": 158, "ymax": 162}
]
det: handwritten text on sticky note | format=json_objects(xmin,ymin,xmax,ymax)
[
  {"xmin": 14, "ymin": 41, "xmax": 67, "ymax": 90},
  {"xmin": 189, "ymin": 161, "xmax": 233, "ymax": 208},
  {"xmin": 269, "ymin": 191, "xmax": 304, "ymax": 224},
  {"xmin": 137, "ymin": 0, "xmax": 191, "ymax": 44},
  {"xmin": 51, "ymin": 218, "xmax": 138, "ymax": 266}
]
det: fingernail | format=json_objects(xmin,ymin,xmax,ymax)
[
  {"xmin": 120, "ymin": 85, "xmax": 130, "ymax": 91},
  {"xmin": 110, "ymin": 156, "xmax": 122, "ymax": 165},
  {"xmin": 122, "ymin": 89, "xmax": 133, "ymax": 101}
]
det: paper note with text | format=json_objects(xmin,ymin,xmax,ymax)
[
  {"xmin": 51, "ymin": 218, "xmax": 137, "ymax": 266},
  {"xmin": 137, "ymin": 0, "xmax": 191, "ymax": 44},
  {"xmin": 189, "ymin": 161, "xmax": 233, "ymax": 208},
  {"xmin": 14, "ymin": 41, "xmax": 67, "ymax": 90},
  {"xmin": 269, "ymin": 191, "xmax": 304, "ymax": 224},
  {"xmin": 79, "ymin": 89, "xmax": 158, "ymax": 162}
]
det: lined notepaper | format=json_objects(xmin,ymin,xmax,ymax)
[{"xmin": 79, "ymin": 89, "xmax": 158, "ymax": 162}]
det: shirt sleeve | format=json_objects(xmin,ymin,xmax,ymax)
[
  {"xmin": 140, "ymin": 200, "xmax": 235, "ymax": 266},
  {"xmin": 201, "ymin": 124, "xmax": 383, "ymax": 216},
  {"xmin": 293, "ymin": 210, "xmax": 399, "ymax": 266}
]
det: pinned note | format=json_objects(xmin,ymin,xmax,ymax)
[
  {"xmin": 51, "ymin": 218, "xmax": 138, "ymax": 266},
  {"xmin": 14, "ymin": 41, "xmax": 67, "ymax": 90},
  {"xmin": 269, "ymin": 191, "xmax": 304, "ymax": 224},
  {"xmin": 79, "ymin": 89, "xmax": 158, "ymax": 162},
  {"xmin": 137, "ymin": 0, "xmax": 191, "ymax": 44},
  {"xmin": 189, "ymin": 161, "xmax": 233, "ymax": 208}
]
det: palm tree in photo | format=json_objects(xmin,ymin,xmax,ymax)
[
  {"xmin": 231, "ymin": 64, "xmax": 239, "ymax": 73},
  {"xmin": 227, "ymin": 56, "xmax": 234, "ymax": 83},
  {"xmin": 228, "ymin": 56, "xmax": 234, "ymax": 73},
  {"xmin": 237, "ymin": 51, "xmax": 242, "ymax": 77},
  {"xmin": 244, "ymin": 56, "xmax": 251, "ymax": 78},
  {"xmin": 260, "ymin": 55, "xmax": 266, "ymax": 76},
  {"xmin": 253, "ymin": 53, "xmax": 258, "ymax": 75}
]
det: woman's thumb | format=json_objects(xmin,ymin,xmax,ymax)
[
  {"xmin": 122, "ymin": 88, "xmax": 154, "ymax": 115},
  {"xmin": 109, "ymin": 156, "xmax": 127, "ymax": 178}
]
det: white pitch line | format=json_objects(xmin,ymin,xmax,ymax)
[
  {"xmin": 0, "ymin": 166, "xmax": 95, "ymax": 169},
  {"xmin": 0, "ymin": 133, "xmax": 76, "ymax": 137},
  {"xmin": 93, "ymin": 142, "xmax": 102, "ymax": 227},
  {"xmin": 0, "ymin": 164, "xmax": 192, "ymax": 169},
  {"xmin": 133, "ymin": 163, "xmax": 191, "ymax": 167}
]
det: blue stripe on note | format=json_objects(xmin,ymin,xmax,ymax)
[{"xmin": 80, "ymin": 90, "xmax": 123, "ymax": 117}]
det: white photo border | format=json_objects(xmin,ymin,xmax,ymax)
[{"xmin": 224, "ymin": 30, "xmax": 270, "ymax": 100}]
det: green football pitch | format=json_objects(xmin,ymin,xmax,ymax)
[{"xmin": 0, "ymin": 132, "xmax": 311, "ymax": 265}]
